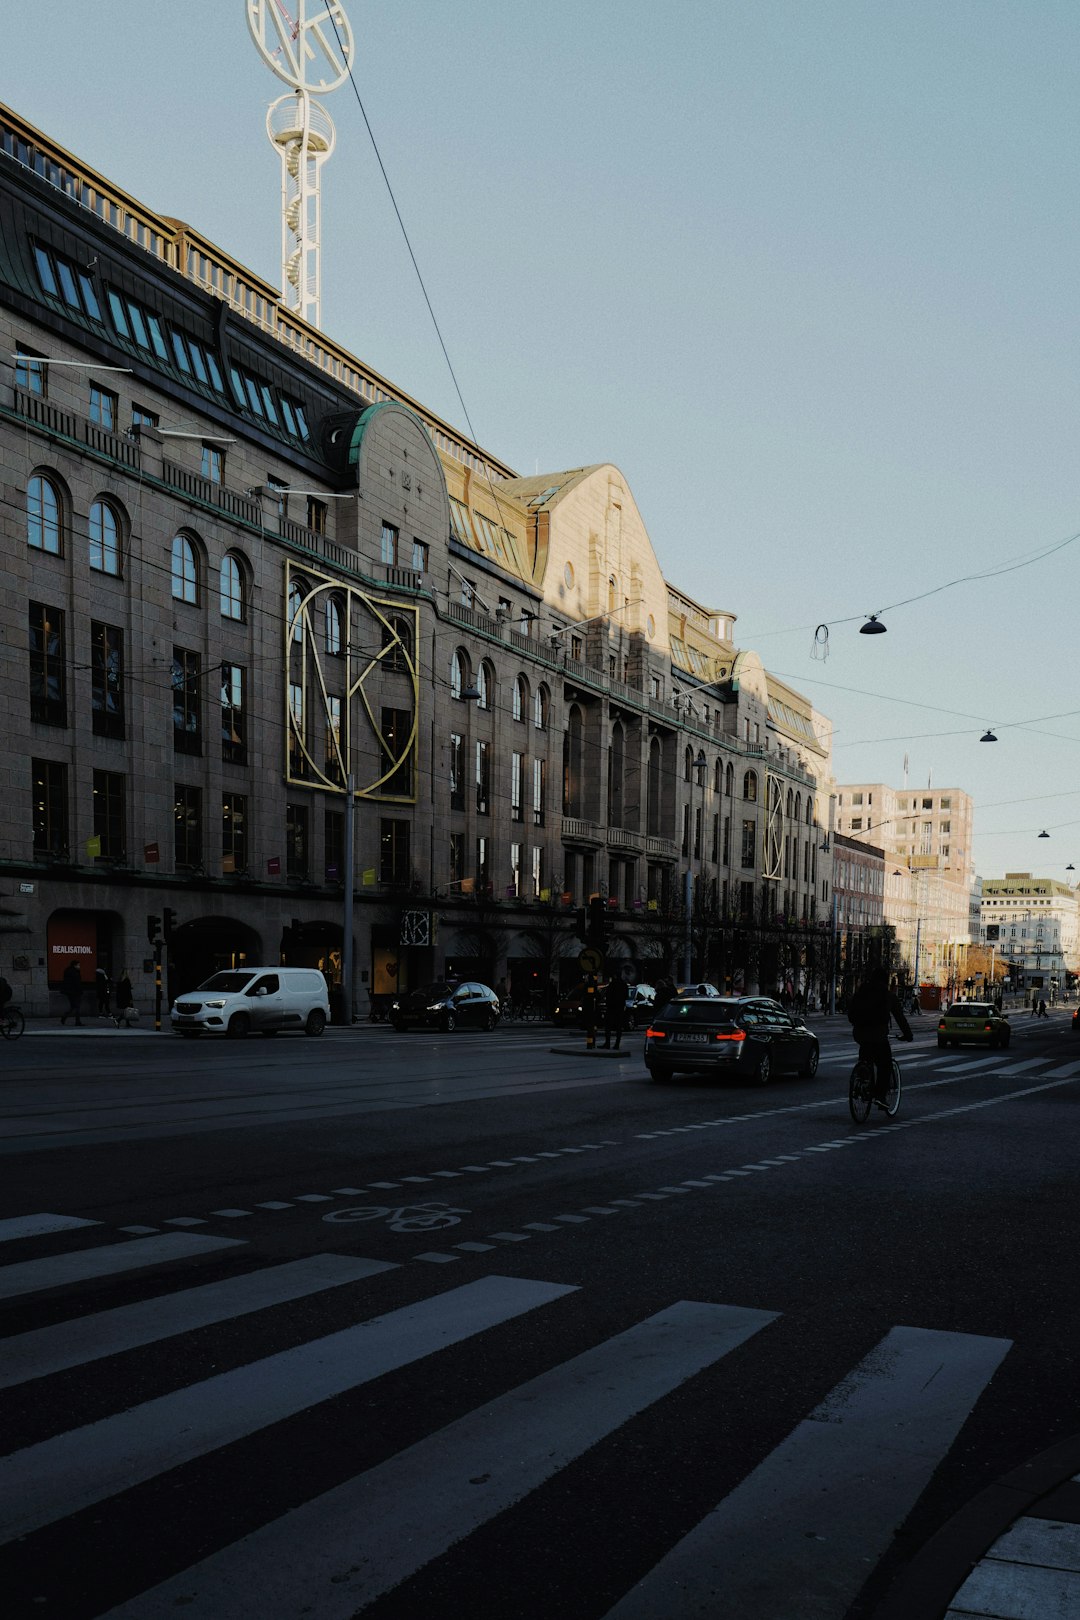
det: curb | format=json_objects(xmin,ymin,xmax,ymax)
[{"xmin": 873, "ymin": 1433, "xmax": 1080, "ymax": 1619}]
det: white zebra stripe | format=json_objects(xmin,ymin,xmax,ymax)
[
  {"xmin": 0, "ymin": 1273, "xmax": 575, "ymax": 1544},
  {"xmin": 99, "ymin": 1300, "xmax": 778, "ymax": 1619},
  {"xmin": 603, "ymin": 1323, "xmax": 1011, "ymax": 1619},
  {"xmin": 0, "ymin": 1232, "xmax": 247, "ymax": 1302},
  {"xmin": 0, "ymin": 1253, "xmax": 397, "ymax": 1391}
]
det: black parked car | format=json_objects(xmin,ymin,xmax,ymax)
[
  {"xmin": 390, "ymin": 980, "xmax": 501, "ymax": 1033},
  {"xmin": 644, "ymin": 995, "xmax": 820, "ymax": 1085}
]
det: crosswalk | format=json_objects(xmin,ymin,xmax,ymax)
[{"xmin": 0, "ymin": 1219, "xmax": 1013, "ymax": 1618}]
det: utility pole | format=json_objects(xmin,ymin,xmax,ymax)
[
  {"xmin": 341, "ymin": 771, "xmax": 355, "ymax": 1024},
  {"xmin": 682, "ymin": 867, "xmax": 693, "ymax": 983}
]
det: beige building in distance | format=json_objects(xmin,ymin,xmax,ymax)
[
  {"xmin": 835, "ymin": 783, "xmax": 975, "ymax": 989},
  {"xmin": 980, "ymin": 874, "xmax": 1080, "ymax": 999}
]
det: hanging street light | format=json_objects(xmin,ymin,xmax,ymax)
[
  {"xmin": 859, "ymin": 614, "xmax": 887, "ymax": 635},
  {"xmin": 980, "ymin": 729, "xmax": 998, "ymax": 742},
  {"xmin": 1038, "ymin": 829, "xmax": 1050, "ymax": 839}
]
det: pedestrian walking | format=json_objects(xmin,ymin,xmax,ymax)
[
  {"xmin": 1039, "ymin": 999, "xmax": 1048, "ymax": 1018},
  {"xmin": 603, "ymin": 975, "xmax": 629, "ymax": 1050},
  {"xmin": 60, "ymin": 960, "xmax": 84, "ymax": 1026},
  {"xmin": 113, "ymin": 970, "xmax": 137, "ymax": 1027},
  {"xmin": 654, "ymin": 974, "xmax": 676, "ymax": 1012},
  {"xmin": 95, "ymin": 966, "xmax": 112, "ymax": 1018}
]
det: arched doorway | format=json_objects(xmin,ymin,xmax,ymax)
[{"xmin": 168, "ymin": 916, "xmax": 262, "ymax": 998}]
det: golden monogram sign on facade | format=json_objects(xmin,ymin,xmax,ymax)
[{"xmin": 284, "ymin": 558, "xmax": 420, "ymax": 801}]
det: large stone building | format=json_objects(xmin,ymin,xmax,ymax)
[
  {"xmin": 980, "ymin": 873, "xmax": 1080, "ymax": 1000},
  {"xmin": 0, "ymin": 101, "xmax": 836, "ymax": 1018},
  {"xmin": 834, "ymin": 782, "xmax": 975, "ymax": 988}
]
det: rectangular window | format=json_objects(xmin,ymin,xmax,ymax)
[
  {"xmin": 694, "ymin": 806, "xmax": 702, "ymax": 859},
  {"xmin": 326, "ymin": 694, "xmax": 342, "ymax": 776},
  {"xmin": 711, "ymin": 813, "xmax": 719, "ymax": 863},
  {"xmin": 221, "ymin": 663, "xmax": 246, "ymax": 765},
  {"xmin": 174, "ymin": 784, "xmax": 202, "ymax": 869},
  {"xmin": 850, "ymin": 817, "xmax": 862, "ymax": 831},
  {"xmin": 741, "ymin": 819, "xmax": 756, "ymax": 869},
  {"xmin": 380, "ymin": 818, "xmax": 410, "ymax": 886},
  {"xmin": 288, "ymin": 682, "xmax": 305, "ymax": 777},
  {"xmin": 449, "ymin": 732, "xmax": 465, "ymax": 811},
  {"xmin": 476, "ymin": 739, "xmax": 491, "ymax": 815},
  {"xmin": 90, "ymin": 622, "xmax": 124, "ymax": 739},
  {"xmin": 532, "ymin": 757, "xmax": 546, "ymax": 827},
  {"xmin": 531, "ymin": 845, "xmax": 544, "ymax": 900},
  {"xmin": 570, "ymin": 635, "xmax": 583, "ymax": 661},
  {"xmin": 32, "ymin": 758, "xmax": 68, "ymax": 858},
  {"xmin": 172, "ymin": 648, "xmax": 201, "ymax": 755},
  {"xmin": 307, "ymin": 497, "xmax": 327, "ymax": 535},
  {"xmin": 15, "ymin": 345, "xmax": 47, "ymax": 396},
  {"xmin": 89, "ymin": 384, "xmax": 117, "ymax": 431},
  {"xmin": 267, "ymin": 475, "xmax": 289, "ymax": 518},
  {"xmin": 286, "ymin": 803, "xmax": 309, "ymax": 880},
  {"xmin": 222, "ymin": 792, "xmax": 248, "ymax": 875},
  {"xmin": 200, "ymin": 444, "xmax": 223, "ymax": 483},
  {"xmin": 411, "ymin": 539, "xmax": 427, "ymax": 572},
  {"xmin": 316, "ymin": 813, "xmax": 342, "ymax": 893},
  {"xmin": 29, "ymin": 602, "xmax": 66, "ymax": 726},
  {"xmin": 131, "ymin": 404, "xmax": 159, "ymax": 428},
  {"xmin": 511, "ymin": 752, "xmax": 523, "ymax": 822},
  {"xmin": 681, "ymin": 803, "xmax": 690, "ymax": 856},
  {"xmin": 380, "ymin": 522, "xmax": 398, "ymax": 566},
  {"xmin": 722, "ymin": 815, "xmax": 731, "ymax": 865},
  {"xmin": 476, "ymin": 835, "xmax": 490, "ymax": 895},
  {"xmin": 91, "ymin": 770, "xmax": 125, "ymax": 863},
  {"xmin": 380, "ymin": 708, "xmax": 411, "ymax": 797},
  {"xmin": 449, "ymin": 831, "xmax": 465, "ymax": 889},
  {"xmin": 739, "ymin": 880, "xmax": 755, "ymax": 919}
]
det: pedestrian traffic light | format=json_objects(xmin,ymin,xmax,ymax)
[
  {"xmin": 162, "ymin": 908, "xmax": 177, "ymax": 940},
  {"xmin": 146, "ymin": 914, "xmax": 161, "ymax": 944}
]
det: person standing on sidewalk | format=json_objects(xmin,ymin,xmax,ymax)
[
  {"xmin": 113, "ymin": 970, "xmax": 136, "ymax": 1027},
  {"xmin": 60, "ymin": 960, "xmax": 84, "ymax": 1026},
  {"xmin": 603, "ymin": 975, "xmax": 629, "ymax": 1050},
  {"xmin": 95, "ymin": 966, "xmax": 112, "ymax": 1018}
]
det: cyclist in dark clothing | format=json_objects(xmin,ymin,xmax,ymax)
[{"xmin": 847, "ymin": 968, "xmax": 914, "ymax": 1105}]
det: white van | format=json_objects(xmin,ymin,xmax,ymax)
[{"xmin": 171, "ymin": 967, "xmax": 330, "ymax": 1038}]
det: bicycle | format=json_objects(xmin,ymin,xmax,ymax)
[
  {"xmin": 0, "ymin": 1004, "xmax": 25, "ymax": 1041},
  {"xmin": 848, "ymin": 1055, "xmax": 901, "ymax": 1123}
]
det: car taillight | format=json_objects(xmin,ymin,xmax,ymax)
[
  {"xmin": 984, "ymin": 1023, "xmax": 992, "ymax": 1031},
  {"xmin": 645, "ymin": 1027, "xmax": 667, "ymax": 1040},
  {"xmin": 938, "ymin": 1021, "xmax": 946, "ymax": 1030},
  {"xmin": 714, "ymin": 1029, "xmax": 746, "ymax": 1042}
]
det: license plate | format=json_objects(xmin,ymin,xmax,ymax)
[{"xmin": 675, "ymin": 1033, "xmax": 709, "ymax": 1043}]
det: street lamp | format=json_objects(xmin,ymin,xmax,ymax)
[{"xmin": 682, "ymin": 749, "xmax": 709, "ymax": 981}]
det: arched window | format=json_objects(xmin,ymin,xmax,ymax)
[
  {"xmin": 450, "ymin": 647, "xmax": 468, "ymax": 700},
  {"xmin": 324, "ymin": 597, "xmax": 343, "ymax": 655},
  {"xmin": 27, "ymin": 473, "xmax": 62, "ymax": 554},
  {"xmin": 609, "ymin": 720, "xmax": 625, "ymax": 827},
  {"xmin": 89, "ymin": 497, "xmax": 122, "ymax": 574},
  {"xmin": 648, "ymin": 736, "xmax": 663, "ymax": 837},
  {"xmin": 794, "ymin": 793, "xmax": 802, "ymax": 823},
  {"xmin": 220, "ymin": 553, "xmax": 245, "ymax": 621},
  {"xmin": 713, "ymin": 759, "xmax": 722, "ymax": 793},
  {"xmin": 513, "ymin": 673, "xmax": 528, "ymax": 723},
  {"xmin": 171, "ymin": 533, "xmax": 199, "ymax": 604},
  {"xmin": 743, "ymin": 770, "xmax": 758, "ymax": 802},
  {"xmin": 563, "ymin": 704, "xmax": 584, "ymax": 817},
  {"xmin": 725, "ymin": 762, "xmax": 734, "ymax": 798},
  {"xmin": 684, "ymin": 746, "xmax": 693, "ymax": 783},
  {"xmin": 287, "ymin": 581, "xmax": 306, "ymax": 643},
  {"xmin": 477, "ymin": 659, "xmax": 495, "ymax": 710},
  {"xmin": 534, "ymin": 683, "xmax": 549, "ymax": 730},
  {"xmin": 786, "ymin": 788, "xmax": 794, "ymax": 818},
  {"xmin": 806, "ymin": 798, "xmax": 814, "ymax": 826}
]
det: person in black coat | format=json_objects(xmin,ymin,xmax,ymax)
[
  {"xmin": 603, "ymin": 976, "xmax": 629, "ymax": 1050},
  {"xmin": 60, "ymin": 960, "xmax": 84, "ymax": 1026}
]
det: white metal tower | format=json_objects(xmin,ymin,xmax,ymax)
[{"xmin": 246, "ymin": 2, "xmax": 354, "ymax": 329}]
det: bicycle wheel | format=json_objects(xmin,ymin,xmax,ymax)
[
  {"xmin": 883, "ymin": 1059, "xmax": 902, "ymax": 1117},
  {"xmin": 1, "ymin": 1009, "xmax": 24, "ymax": 1040},
  {"xmin": 848, "ymin": 1060, "xmax": 873, "ymax": 1123}
]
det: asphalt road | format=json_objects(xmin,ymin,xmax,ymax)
[{"xmin": 1, "ymin": 1008, "xmax": 1078, "ymax": 1618}]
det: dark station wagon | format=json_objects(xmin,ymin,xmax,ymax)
[{"xmin": 644, "ymin": 995, "xmax": 820, "ymax": 1085}]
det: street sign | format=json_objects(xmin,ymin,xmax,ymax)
[{"xmin": 579, "ymin": 947, "xmax": 603, "ymax": 975}]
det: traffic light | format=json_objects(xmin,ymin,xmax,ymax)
[
  {"xmin": 586, "ymin": 895, "xmax": 607, "ymax": 949},
  {"xmin": 162, "ymin": 908, "xmax": 177, "ymax": 940},
  {"xmin": 146, "ymin": 914, "xmax": 161, "ymax": 944}
]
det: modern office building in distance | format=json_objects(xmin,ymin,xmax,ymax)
[
  {"xmin": 980, "ymin": 874, "xmax": 1080, "ymax": 999},
  {"xmin": 0, "ymin": 100, "xmax": 839, "ymax": 1018},
  {"xmin": 834, "ymin": 782, "xmax": 975, "ymax": 988}
]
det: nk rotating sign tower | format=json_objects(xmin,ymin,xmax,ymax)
[{"xmin": 246, "ymin": 1, "xmax": 355, "ymax": 329}]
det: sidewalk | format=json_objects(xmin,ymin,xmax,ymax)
[{"xmin": 875, "ymin": 1435, "xmax": 1080, "ymax": 1618}]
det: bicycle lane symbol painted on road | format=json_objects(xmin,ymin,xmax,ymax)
[{"xmin": 323, "ymin": 1202, "xmax": 470, "ymax": 1233}]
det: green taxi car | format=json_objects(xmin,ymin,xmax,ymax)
[{"xmin": 937, "ymin": 1001, "xmax": 1011, "ymax": 1050}]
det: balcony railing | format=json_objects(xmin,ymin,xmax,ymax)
[
  {"xmin": 608, "ymin": 826, "xmax": 644, "ymax": 852},
  {"xmin": 560, "ymin": 816, "xmax": 604, "ymax": 846},
  {"xmin": 645, "ymin": 835, "xmax": 679, "ymax": 861}
]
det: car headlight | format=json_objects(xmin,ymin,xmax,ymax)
[
  {"xmin": 391, "ymin": 1000, "xmax": 400, "ymax": 1010},
  {"xmin": 428, "ymin": 1002, "xmax": 447, "ymax": 1012},
  {"xmin": 203, "ymin": 999, "xmax": 227, "ymax": 1008}
]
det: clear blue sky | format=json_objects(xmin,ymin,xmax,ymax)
[{"xmin": 6, "ymin": 1, "xmax": 1079, "ymax": 879}]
